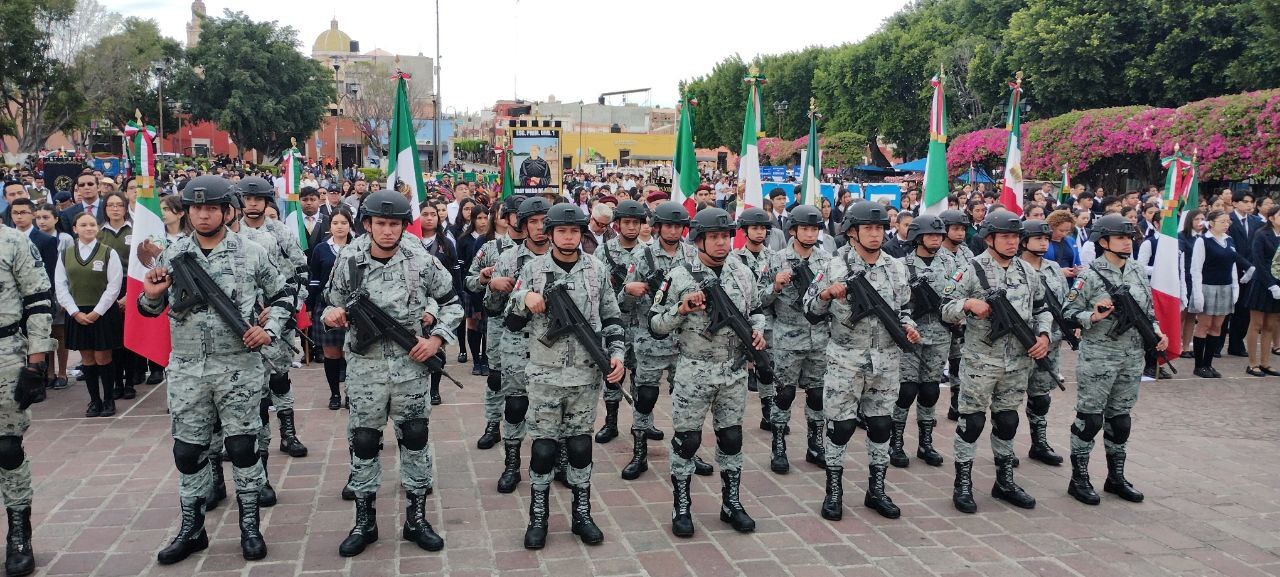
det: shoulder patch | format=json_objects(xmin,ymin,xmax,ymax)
[
  {"xmin": 654, "ymin": 279, "xmax": 670, "ymax": 306},
  {"xmin": 952, "ymin": 270, "xmax": 964, "ymax": 283}
]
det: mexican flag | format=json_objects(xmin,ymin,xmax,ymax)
[
  {"xmin": 735, "ymin": 71, "xmax": 765, "ymax": 248},
  {"xmin": 999, "ymin": 74, "xmax": 1025, "ymax": 215},
  {"xmin": 386, "ymin": 70, "xmax": 426, "ymax": 237},
  {"xmin": 672, "ymin": 95, "xmax": 700, "ymax": 215},
  {"xmin": 121, "ymin": 120, "xmax": 170, "ymax": 366},
  {"xmin": 1178, "ymin": 152, "xmax": 1200, "ymax": 228},
  {"xmin": 1152, "ymin": 150, "xmax": 1194, "ymax": 361},
  {"xmin": 275, "ymin": 145, "xmax": 311, "ymax": 332},
  {"xmin": 798, "ymin": 100, "xmax": 821, "ymax": 207},
  {"xmin": 1058, "ymin": 164, "xmax": 1071, "ymax": 206},
  {"xmin": 921, "ymin": 72, "xmax": 949, "ymax": 215}
]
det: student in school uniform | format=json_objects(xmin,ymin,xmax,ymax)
[
  {"xmin": 35, "ymin": 203, "xmax": 74, "ymax": 389},
  {"xmin": 56, "ymin": 211, "xmax": 124, "ymax": 417},
  {"xmin": 308, "ymin": 206, "xmax": 353, "ymax": 410},
  {"xmin": 97, "ymin": 192, "xmax": 141, "ymax": 400}
]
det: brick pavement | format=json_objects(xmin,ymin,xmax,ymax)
[{"xmin": 20, "ymin": 348, "xmax": 1280, "ymax": 576}]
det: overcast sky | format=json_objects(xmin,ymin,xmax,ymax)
[{"xmin": 99, "ymin": 0, "xmax": 910, "ymax": 113}]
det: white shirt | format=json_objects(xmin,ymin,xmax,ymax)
[
  {"xmin": 55, "ymin": 240, "xmax": 123, "ymax": 317},
  {"xmin": 1190, "ymin": 234, "xmax": 1239, "ymax": 311}
]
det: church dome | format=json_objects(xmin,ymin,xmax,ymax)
[{"xmin": 313, "ymin": 18, "xmax": 352, "ymax": 53}]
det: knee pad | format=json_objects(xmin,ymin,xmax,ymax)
[
  {"xmin": 530, "ymin": 438, "xmax": 558, "ymax": 474},
  {"xmin": 351, "ymin": 427, "xmax": 384, "ymax": 460},
  {"xmin": 223, "ymin": 435, "xmax": 259, "ymax": 468},
  {"xmin": 896, "ymin": 381, "xmax": 920, "ymax": 408},
  {"xmin": 672, "ymin": 430, "xmax": 702, "ymax": 460},
  {"xmin": 865, "ymin": 416, "xmax": 892, "ymax": 443},
  {"xmin": 565, "ymin": 434, "xmax": 593, "ymax": 468},
  {"xmin": 487, "ymin": 371, "xmax": 502, "ymax": 392},
  {"xmin": 398, "ymin": 419, "xmax": 430, "ymax": 451},
  {"xmin": 916, "ymin": 382, "xmax": 941, "ymax": 407},
  {"xmin": 504, "ymin": 395, "xmax": 529, "ymax": 424},
  {"xmin": 1104, "ymin": 414, "xmax": 1132, "ymax": 445},
  {"xmin": 0, "ymin": 436, "xmax": 24, "ymax": 471},
  {"xmin": 826, "ymin": 419, "xmax": 858, "ymax": 446},
  {"xmin": 1071, "ymin": 412, "xmax": 1104, "ymax": 441},
  {"xmin": 957, "ymin": 412, "xmax": 987, "ymax": 443},
  {"xmin": 171, "ymin": 439, "xmax": 209, "ymax": 475},
  {"xmin": 268, "ymin": 372, "xmax": 291, "ymax": 395},
  {"xmin": 715, "ymin": 425, "xmax": 743, "ymax": 455},
  {"xmin": 805, "ymin": 387, "xmax": 824, "ymax": 412},
  {"xmin": 635, "ymin": 385, "xmax": 659, "ymax": 413},
  {"xmin": 991, "ymin": 410, "xmax": 1019, "ymax": 441},
  {"xmin": 775, "ymin": 385, "xmax": 797, "ymax": 409},
  {"xmin": 1026, "ymin": 394, "xmax": 1051, "ymax": 417}
]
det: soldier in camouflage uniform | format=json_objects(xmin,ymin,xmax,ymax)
[
  {"xmin": 940, "ymin": 210, "xmax": 1052, "ymax": 514},
  {"xmin": 650, "ymin": 207, "xmax": 764, "ymax": 538},
  {"xmin": 1062, "ymin": 214, "xmax": 1165, "ymax": 506},
  {"xmin": 805, "ymin": 202, "xmax": 919, "ymax": 521},
  {"xmin": 593, "ymin": 199, "xmax": 648, "ymax": 444},
  {"xmin": 939, "ymin": 209, "xmax": 973, "ymax": 422},
  {"xmin": 1018, "ymin": 220, "xmax": 1067, "ymax": 467},
  {"xmin": 322, "ymin": 189, "xmax": 462, "ymax": 556},
  {"xmin": 731, "ymin": 208, "xmax": 777, "ymax": 430},
  {"xmin": 0, "ymin": 218, "xmax": 55, "ymax": 577},
  {"xmin": 465, "ymin": 195, "xmax": 525, "ymax": 451},
  {"xmin": 618, "ymin": 201, "xmax": 712, "ymax": 480},
  {"xmin": 506, "ymin": 204, "xmax": 626, "ymax": 549},
  {"xmin": 142, "ymin": 176, "xmax": 289, "ymax": 564},
  {"xmin": 889, "ymin": 214, "xmax": 956, "ymax": 470},
  {"xmin": 760, "ymin": 204, "xmax": 831, "ymax": 474}
]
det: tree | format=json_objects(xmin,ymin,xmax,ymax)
[
  {"xmin": 74, "ymin": 18, "xmax": 182, "ymax": 138},
  {"xmin": 341, "ymin": 58, "xmax": 431, "ymax": 157},
  {"xmin": 176, "ymin": 10, "xmax": 333, "ymax": 159},
  {"xmin": 0, "ymin": 0, "xmax": 81, "ymax": 153},
  {"xmin": 45, "ymin": 0, "xmax": 122, "ymax": 64}
]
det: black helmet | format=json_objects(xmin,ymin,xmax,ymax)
[
  {"xmin": 516, "ymin": 196, "xmax": 552, "ymax": 231},
  {"xmin": 688, "ymin": 207, "xmax": 737, "ymax": 241},
  {"xmin": 1021, "ymin": 219, "xmax": 1052, "ymax": 240},
  {"xmin": 233, "ymin": 176, "xmax": 275, "ymax": 198},
  {"xmin": 788, "ymin": 204, "xmax": 823, "ymax": 229},
  {"xmin": 906, "ymin": 214, "xmax": 945, "ymax": 242},
  {"xmin": 651, "ymin": 201, "xmax": 691, "ymax": 227},
  {"xmin": 1088, "ymin": 213, "xmax": 1136, "ymax": 243},
  {"xmin": 543, "ymin": 203, "xmax": 589, "ymax": 233},
  {"xmin": 229, "ymin": 190, "xmax": 243, "ymax": 210},
  {"xmin": 613, "ymin": 199, "xmax": 648, "ymax": 222},
  {"xmin": 501, "ymin": 194, "xmax": 525, "ymax": 215},
  {"xmin": 938, "ymin": 208, "xmax": 969, "ymax": 227},
  {"xmin": 840, "ymin": 201, "xmax": 889, "ymax": 234},
  {"xmin": 180, "ymin": 175, "xmax": 235, "ymax": 207},
  {"xmin": 977, "ymin": 209, "xmax": 1023, "ymax": 238},
  {"xmin": 360, "ymin": 189, "xmax": 412, "ymax": 222},
  {"xmin": 737, "ymin": 207, "xmax": 772, "ymax": 228}
]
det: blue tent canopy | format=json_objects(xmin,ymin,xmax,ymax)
[
  {"xmin": 853, "ymin": 164, "xmax": 894, "ymax": 173},
  {"xmin": 892, "ymin": 158, "xmax": 927, "ymax": 172},
  {"xmin": 957, "ymin": 167, "xmax": 995, "ymax": 184}
]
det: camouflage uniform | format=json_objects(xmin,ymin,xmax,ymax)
[
  {"xmin": 323, "ymin": 234, "xmax": 462, "ymax": 497},
  {"xmin": 941, "ymin": 242, "xmax": 974, "ymax": 415},
  {"xmin": 893, "ymin": 249, "xmax": 958, "ymax": 468},
  {"xmin": 1024, "ymin": 257, "xmax": 1068, "ymax": 463},
  {"xmin": 732, "ymin": 244, "xmax": 776, "ymax": 399},
  {"xmin": 492, "ymin": 242, "xmax": 543, "ymax": 443},
  {"xmin": 760, "ymin": 245, "xmax": 831, "ymax": 449},
  {"xmin": 465, "ymin": 235, "xmax": 517, "ymax": 426},
  {"xmin": 241, "ymin": 218, "xmax": 307, "ymax": 419},
  {"xmin": 595, "ymin": 237, "xmax": 642, "ymax": 406},
  {"xmin": 621, "ymin": 241, "xmax": 697, "ymax": 434}
]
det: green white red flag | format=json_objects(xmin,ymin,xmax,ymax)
[
  {"xmin": 735, "ymin": 69, "xmax": 765, "ymax": 248},
  {"xmin": 672, "ymin": 95, "xmax": 700, "ymax": 215},
  {"xmin": 122, "ymin": 118, "xmax": 170, "ymax": 365},
  {"xmin": 1152, "ymin": 148, "xmax": 1195, "ymax": 361},
  {"xmin": 1058, "ymin": 164, "xmax": 1071, "ymax": 206},
  {"xmin": 921, "ymin": 71, "xmax": 949, "ymax": 215},
  {"xmin": 386, "ymin": 70, "xmax": 426, "ymax": 237},
  {"xmin": 999, "ymin": 73, "xmax": 1025, "ymax": 215},
  {"xmin": 798, "ymin": 99, "xmax": 821, "ymax": 208},
  {"xmin": 276, "ymin": 145, "xmax": 309, "ymax": 251}
]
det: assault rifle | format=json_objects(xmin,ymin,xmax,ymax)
[
  {"xmin": 792, "ymin": 261, "xmax": 831, "ymax": 325},
  {"xmin": 844, "ymin": 269, "xmax": 924, "ymax": 362},
  {"xmin": 601, "ymin": 241, "xmax": 629, "ymax": 291},
  {"xmin": 541, "ymin": 282, "xmax": 632, "ymax": 403},
  {"xmin": 1041, "ymin": 277, "xmax": 1081, "ymax": 350},
  {"xmin": 697, "ymin": 276, "xmax": 774, "ymax": 384},
  {"xmin": 345, "ymin": 289, "xmax": 464, "ymax": 389},
  {"xmin": 972, "ymin": 266, "xmax": 1063, "ymax": 389},
  {"xmin": 168, "ymin": 251, "xmax": 253, "ymax": 345},
  {"xmin": 1099, "ymin": 277, "xmax": 1174, "ymax": 373}
]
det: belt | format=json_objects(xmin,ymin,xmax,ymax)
[{"xmin": 0, "ymin": 323, "xmax": 21, "ymax": 338}]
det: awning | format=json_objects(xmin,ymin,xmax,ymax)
[{"xmin": 892, "ymin": 158, "xmax": 927, "ymax": 172}]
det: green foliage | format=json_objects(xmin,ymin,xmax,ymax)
[
  {"xmin": 454, "ymin": 138, "xmax": 487, "ymax": 154},
  {"xmin": 75, "ymin": 17, "xmax": 183, "ymax": 134},
  {"xmin": 357, "ymin": 168, "xmax": 384, "ymax": 183}
]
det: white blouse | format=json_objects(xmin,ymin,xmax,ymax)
[{"xmin": 55, "ymin": 241, "xmax": 124, "ymax": 317}]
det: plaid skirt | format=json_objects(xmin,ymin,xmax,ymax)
[
  {"xmin": 1200, "ymin": 284, "xmax": 1235, "ymax": 316},
  {"xmin": 311, "ymin": 309, "xmax": 348, "ymax": 348}
]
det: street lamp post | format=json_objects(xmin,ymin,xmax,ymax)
[
  {"xmin": 330, "ymin": 56, "xmax": 342, "ymax": 183},
  {"xmin": 772, "ymin": 100, "xmax": 789, "ymax": 140},
  {"xmin": 433, "ymin": 0, "xmax": 442, "ymax": 172},
  {"xmin": 152, "ymin": 58, "xmax": 172, "ymax": 153}
]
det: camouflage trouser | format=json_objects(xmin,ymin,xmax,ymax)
[
  {"xmin": 822, "ymin": 346, "xmax": 899, "ymax": 468},
  {"xmin": 1026, "ymin": 344, "xmax": 1062, "ymax": 430},
  {"xmin": 895, "ymin": 341, "xmax": 948, "ymax": 424},
  {"xmin": 527, "ymin": 366, "xmax": 601, "ymax": 489},
  {"xmin": 483, "ymin": 320, "xmax": 506, "ymax": 422},
  {"xmin": 756, "ymin": 328, "xmax": 775, "ymax": 398},
  {"xmin": 631, "ymin": 351, "xmax": 676, "ymax": 432},
  {"xmin": 167, "ymin": 352, "xmax": 266, "ymax": 503},
  {"xmin": 670, "ymin": 357, "xmax": 747, "ymax": 478},
  {"xmin": 771, "ymin": 347, "xmax": 826, "ymax": 430},
  {"xmin": 1071, "ymin": 341, "xmax": 1142, "ymax": 456},
  {"xmin": 498, "ymin": 332, "xmax": 530, "ymax": 442},
  {"xmin": 0, "ymin": 356, "xmax": 32, "ymax": 508},
  {"xmin": 954, "ymin": 351, "xmax": 1031, "ymax": 463},
  {"xmin": 346, "ymin": 374, "xmax": 434, "ymax": 496},
  {"xmin": 603, "ymin": 333, "xmax": 635, "ymax": 404},
  {"xmin": 262, "ymin": 331, "xmax": 295, "ymax": 411}
]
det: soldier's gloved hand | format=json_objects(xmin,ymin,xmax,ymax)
[
  {"xmin": 606, "ymin": 358, "xmax": 625, "ymax": 384},
  {"xmin": 15, "ymin": 362, "xmax": 47, "ymax": 411},
  {"xmin": 525, "ymin": 292, "xmax": 546, "ymax": 314}
]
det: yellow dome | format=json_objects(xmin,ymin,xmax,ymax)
[{"xmin": 313, "ymin": 18, "xmax": 352, "ymax": 53}]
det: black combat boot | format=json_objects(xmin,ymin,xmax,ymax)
[
  {"xmin": 1028, "ymin": 420, "xmax": 1063, "ymax": 466},
  {"xmin": 718, "ymin": 470, "xmax": 755, "ymax": 532},
  {"xmin": 916, "ymin": 421, "xmax": 944, "ymax": 466},
  {"xmin": 476, "ymin": 421, "xmax": 500, "ymax": 450},
  {"xmin": 429, "ymin": 379, "xmax": 441, "ymax": 405},
  {"xmin": 991, "ymin": 457, "xmax": 1036, "ymax": 509},
  {"xmin": 523, "ymin": 485, "xmax": 550, "ymax": 550},
  {"xmin": 947, "ymin": 387, "xmax": 959, "ymax": 421},
  {"xmin": 1103, "ymin": 452, "xmax": 1144, "ymax": 502},
  {"xmin": 276, "ymin": 409, "xmax": 307, "ymax": 458},
  {"xmin": 570, "ymin": 484, "xmax": 604, "ymax": 545},
  {"xmin": 3, "ymin": 508, "xmax": 33, "ymax": 577},
  {"xmin": 595, "ymin": 401, "xmax": 620, "ymax": 443},
  {"xmin": 236, "ymin": 491, "xmax": 267, "ymax": 561},
  {"xmin": 404, "ymin": 490, "xmax": 444, "ymax": 551},
  {"xmin": 671, "ymin": 475, "xmax": 694, "ymax": 538},
  {"xmin": 620, "ymin": 432, "xmax": 648, "ymax": 480},
  {"xmin": 257, "ymin": 451, "xmax": 276, "ymax": 507},
  {"xmin": 554, "ymin": 441, "xmax": 571, "ymax": 489},
  {"xmin": 156, "ymin": 498, "xmax": 207, "ymax": 565},
  {"xmin": 341, "ymin": 449, "xmax": 356, "ymax": 501},
  {"xmin": 769, "ymin": 428, "xmax": 789, "ymax": 474},
  {"xmin": 496, "ymin": 440, "xmax": 522, "ymax": 493},
  {"xmin": 953, "ymin": 461, "xmax": 977, "ymax": 513},
  {"xmin": 888, "ymin": 420, "xmax": 909, "ymax": 468},
  {"xmin": 643, "ymin": 424, "xmax": 665, "ymax": 441},
  {"xmin": 863, "ymin": 464, "xmax": 901, "ymax": 519},
  {"xmin": 338, "ymin": 494, "xmax": 378, "ymax": 557},
  {"xmin": 205, "ymin": 454, "xmax": 227, "ymax": 511},
  {"xmin": 805, "ymin": 420, "xmax": 825, "ymax": 466},
  {"xmin": 1067, "ymin": 453, "xmax": 1100, "ymax": 505},
  {"xmin": 692, "ymin": 454, "xmax": 714, "ymax": 476},
  {"xmin": 759, "ymin": 396, "xmax": 773, "ymax": 431},
  {"xmin": 820, "ymin": 466, "xmax": 843, "ymax": 521}
]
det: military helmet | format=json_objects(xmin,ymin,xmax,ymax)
[
  {"xmin": 515, "ymin": 196, "xmax": 552, "ymax": 231},
  {"xmin": 651, "ymin": 201, "xmax": 691, "ymax": 227},
  {"xmin": 1021, "ymin": 219, "xmax": 1052, "ymax": 240},
  {"xmin": 688, "ymin": 207, "xmax": 737, "ymax": 242},
  {"xmin": 788, "ymin": 204, "xmax": 823, "ymax": 229},
  {"xmin": 977, "ymin": 209, "xmax": 1023, "ymax": 238},
  {"xmin": 543, "ymin": 203, "xmax": 589, "ymax": 233},
  {"xmin": 736, "ymin": 207, "xmax": 772, "ymax": 228},
  {"xmin": 360, "ymin": 189, "xmax": 412, "ymax": 222},
  {"xmin": 1088, "ymin": 213, "xmax": 1137, "ymax": 243},
  {"xmin": 906, "ymin": 214, "xmax": 945, "ymax": 242},
  {"xmin": 180, "ymin": 175, "xmax": 235, "ymax": 207},
  {"xmin": 233, "ymin": 175, "xmax": 275, "ymax": 198},
  {"xmin": 938, "ymin": 208, "xmax": 970, "ymax": 227},
  {"xmin": 840, "ymin": 201, "xmax": 890, "ymax": 234},
  {"xmin": 501, "ymin": 194, "xmax": 525, "ymax": 215},
  {"xmin": 613, "ymin": 199, "xmax": 648, "ymax": 222}
]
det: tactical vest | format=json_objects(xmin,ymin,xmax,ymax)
[
  {"xmin": 531, "ymin": 254, "xmax": 601, "ymax": 327},
  {"xmin": 63, "ymin": 242, "xmax": 112, "ymax": 307}
]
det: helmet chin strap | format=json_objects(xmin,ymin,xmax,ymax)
[
  {"xmin": 553, "ymin": 245, "xmax": 578, "ymax": 258},
  {"xmin": 915, "ymin": 242, "xmax": 939, "ymax": 255},
  {"xmin": 195, "ymin": 226, "xmax": 222, "ymax": 238},
  {"xmin": 1097, "ymin": 238, "xmax": 1130, "ymax": 260},
  {"xmin": 527, "ymin": 236, "xmax": 549, "ymax": 248}
]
